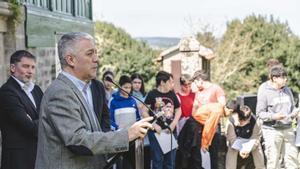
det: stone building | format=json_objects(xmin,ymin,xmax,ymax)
[
  {"xmin": 156, "ymin": 37, "xmax": 215, "ymax": 92},
  {"xmin": 0, "ymin": 0, "xmax": 94, "ymax": 89}
]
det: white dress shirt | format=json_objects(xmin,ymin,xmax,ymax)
[{"xmin": 12, "ymin": 76, "xmax": 36, "ymax": 108}]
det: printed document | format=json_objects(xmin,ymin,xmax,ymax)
[
  {"xmin": 154, "ymin": 130, "xmax": 178, "ymax": 154},
  {"xmin": 232, "ymin": 138, "xmax": 256, "ymax": 152}
]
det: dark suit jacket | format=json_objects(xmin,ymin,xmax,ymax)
[
  {"xmin": 90, "ymin": 79, "xmax": 111, "ymax": 132},
  {"xmin": 35, "ymin": 74, "xmax": 129, "ymax": 169},
  {"xmin": 0, "ymin": 77, "xmax": 43, "ymax": 169}
]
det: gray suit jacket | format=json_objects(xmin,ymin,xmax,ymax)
[{"xmin": 35, "ymin": 74, "xmax": 129, "ymax": 169}]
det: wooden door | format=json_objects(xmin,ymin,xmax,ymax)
[{"xmin": 171, "ymin": 60, "xmax": 181, "ymax": 93}]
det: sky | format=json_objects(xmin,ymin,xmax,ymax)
[{"xmin": 93, "ymin": 0, "xmax": 300, "ymax": 38}]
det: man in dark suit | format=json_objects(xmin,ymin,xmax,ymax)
[
  {"xmin": 34, "ymin": 32, "xmax": 153, "ymax": 169},
  {"xmin": 0, "ymin": 50, "xmax": 43, "ymax": 169}
]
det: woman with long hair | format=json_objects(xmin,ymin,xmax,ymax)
[{"xmin": 130, "ymin": 73, "xmax": 151, "ymax": 169}]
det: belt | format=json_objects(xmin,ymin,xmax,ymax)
[
  {"xmin": 263, "ymin": 121, "xmax": 292, "ymax": 129},
  {"xmin": 262, "ymin": 121, "xmax": 275, "ymax": 127}
]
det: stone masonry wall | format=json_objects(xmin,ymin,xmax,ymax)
[{"xmin": 29, "ymin": 48, "xmax": 56, "ymax": 91}]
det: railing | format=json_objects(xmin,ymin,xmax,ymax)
[{"xmin": 135, "ymin": 139, "xmax": 144, "ymax": 169}]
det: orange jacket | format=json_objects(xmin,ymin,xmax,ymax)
[{"xmin": 192, "ymin": 102, "xmax": 224, "ymax": 149}]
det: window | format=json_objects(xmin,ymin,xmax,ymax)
[
  {"xmin": 75, "ymin": 0, "xmax": 91, "ymax": 19},
  {"xmin": 17, "ymin": 0, "xmax": 92, "ymax": 19},
  {"xmin": 52, "ymin": 0, "xmax": 72, "ymax": 14},
  {"xmin": 19, "ymin": 0, "xmax": 49, "ymax": 9}
]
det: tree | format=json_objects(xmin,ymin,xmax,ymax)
[
  {"xmin": 196, "ymin": 31, "xmax": 218, "ymax": 50},
  {"xmin": 94, "ymin": 21, "xmax": 159, "ymax": 90},
  {"xmin": 211, "ymin": 15, "xmax": 300, "ymax": 98}
]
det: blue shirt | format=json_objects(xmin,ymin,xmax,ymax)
[{"xmin": 109, "ymin": 90, "xmax": 140, "ymax": 130}]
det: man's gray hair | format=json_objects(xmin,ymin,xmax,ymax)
[{"xmin": 58, "ymin": 32, "xmax": 94, "ymax": 68}]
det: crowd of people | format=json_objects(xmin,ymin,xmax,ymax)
[{"xmin": 0, "ymin": 32, "xmax": 299, "ymax": 169}]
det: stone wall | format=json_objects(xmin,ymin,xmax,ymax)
[
  {"xmin": 29, "ymin": 48, "xmax": 57, "ymax": 90},
  {"xmin": 1, "ymin": 3, "xmax": 26, "ymax": 85},
  {"xmin": 0, "ymin": 1, "xmax": 13, "ymax": 165},
  {"xmin": 163, "ymin": 51, "xmax": 203, "ymax": 77},
  {"xmin": 0, "ymin": 1, "xmax": 12, "ymax": 85},
  {"xmin": 0, "ymin": 23, "xmax": 6, "ymax": 84}
]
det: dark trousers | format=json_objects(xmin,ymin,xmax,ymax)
[
  {"xmin": 236, "ymin": 154, "xmax": 255, "ymax": 169},
  {"xmin": 176, "ymin": 145, "xmax": 203, "ymax": 169},
  {"xmin": 209, "ymin": 125, "xmax": 221, "ymax": 169},
  {"xmin": 144, "ymin": 145, "xmax": 151, "ymax": 169},
  {"xmin": 115, "ymin": 141, "xmax": 151, "ymax": 169},
  {"xmin": 116, "ymin": 143, "xmax": 135, "ymax": 169},
  {"xmin": 176, "ymin": 117, "xmax": 204, "ymax": 169},
  {"xmin": 148, "ymin": 131, "xmax": 176, "ymax": 169}
]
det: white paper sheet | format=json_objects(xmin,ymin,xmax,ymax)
[
  {"xmin": 231, "ymin": 138, "xmax": 256, "ymax": 152},
  {"xmin": 176, "ymin": 117, "xmax": 189, "ymax": 135},
  {"xmin": 154, "ymin": 130, "xmax": 178, "ymax": 154},
  {"xmin": 201, "ymin": 149, "xmax": 211, "ymax": 169}
]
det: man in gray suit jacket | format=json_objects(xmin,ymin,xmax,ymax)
[{"xmin": 34, "ymin": 32, "xmax": 153, "ymax": 169}]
